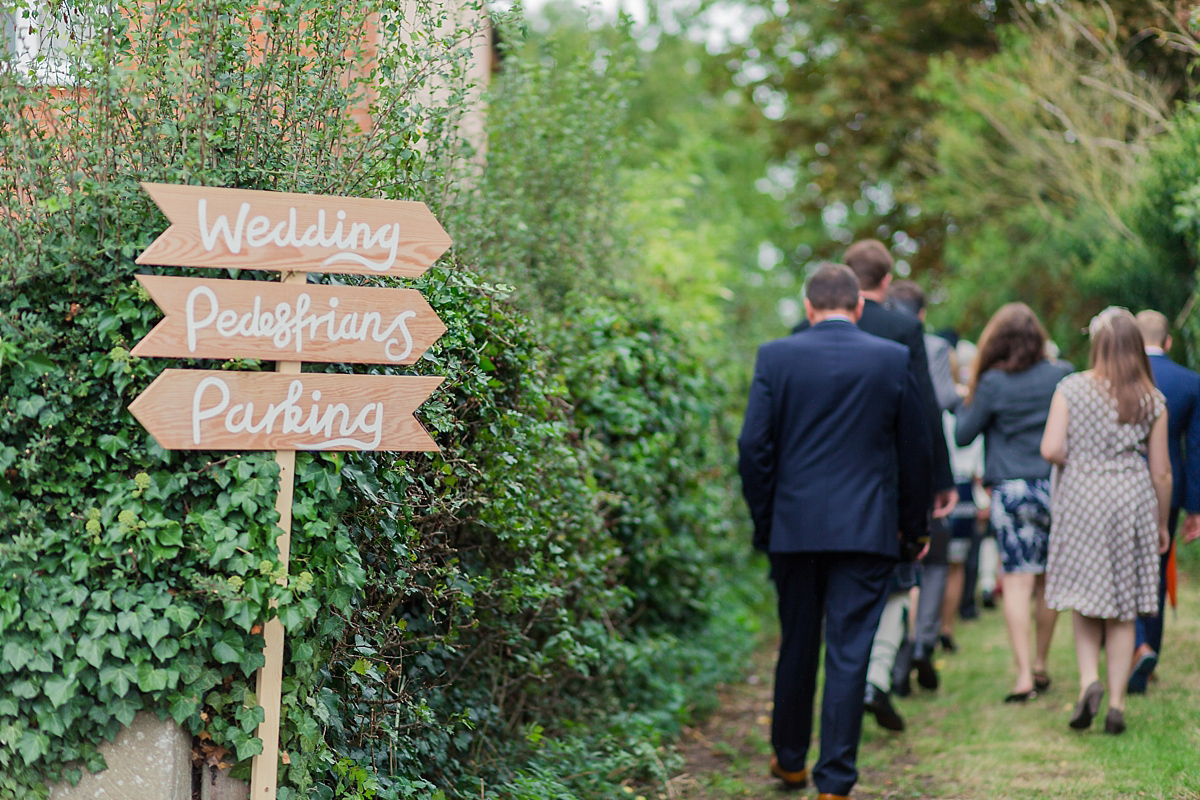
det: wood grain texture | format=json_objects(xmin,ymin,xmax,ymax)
[
  {"xmin": 128, "ymin": 370, "xmax": 443, "ymax": 451},
  {"xmin": 135, "ymin": 183, "xmax": 452, "ymax": 276},
  {"xmin": 131, "ymin": 275, "xmax": 446, "ymax": 364}
]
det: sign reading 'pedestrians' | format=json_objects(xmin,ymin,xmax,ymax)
[
  {"xmin": 136, "ymin": 183, "xmax": 452, "ymax": 276},
  {"xmin": 132, "ymin": 275, "xmax": 446, "ymax": 364}
]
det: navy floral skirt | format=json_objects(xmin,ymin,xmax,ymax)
[{"xmin": 990, "ymin": 478, "xmax": 1052, "ymax": 574}]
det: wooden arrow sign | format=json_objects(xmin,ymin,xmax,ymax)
[
  {"xmin": 135, "ymin": 183, "xmax": 452, "ymax": 276},
  {"xmin": 128, "ymin": 370, "xmax": 443, "ymax": 451},
  {"xmin": 131, "ymin": 275, "xmax": 447, "ymax": 364}
]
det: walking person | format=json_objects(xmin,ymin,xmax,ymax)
[
  {"xmin": 955, "ymin": 303, "xmax": 1070, "ymax": 702},
  {"xmin": 1042, "ymin": 307, "xmax": 1172, "ymax": 734},
  {"xmin": 739, "ymin": 263, "xmax": 932, "ymax": 798},
  {"xmin": 1127, "ymin": 310, "xmax": 1200, "ymax": 692},
  {"xmin": 885, "ymin": 280, "xmax": 959, "ymax": 695},
  {"xmin": 793, "ymin": 244, "xmax": 955, "ymax": 735}
]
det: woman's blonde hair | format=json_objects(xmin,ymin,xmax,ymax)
[
  {"xmin": 968, "ymin": 303, "xmax": 1047, "ymax": 403},
  {"xmin": 1088, "ymin": 307, "xmax": 1156, "ymax": 424}
]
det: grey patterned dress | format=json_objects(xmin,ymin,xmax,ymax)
[{"xmin": 1045, "ymin": 372, "xmax": 1164, "ymax": 620}]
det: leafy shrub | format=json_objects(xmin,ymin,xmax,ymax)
[{"xmin": 1, "ymin": 1, "xmax": 754, "ymax": 798}]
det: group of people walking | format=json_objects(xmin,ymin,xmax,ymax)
[{"xmin": 738, "ymin": 240, "xmax": 1200, "ymax": 799}]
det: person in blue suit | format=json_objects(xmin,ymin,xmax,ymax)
[
  {"xmin": 1129, "ymin": 310, "xmax": 1200, "ymax": 692},
  {"xmin": 739, "ymin": 263, "xmax": 932, "ymax": 799}
]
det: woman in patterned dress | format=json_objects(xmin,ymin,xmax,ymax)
[
  {"xmin": 956, "ymin": 304, "xmax": 1072, "ymax": 702},
  {"xmin": 1041, "ymin": 307, "xmax": 1171, "ymax": 734}
]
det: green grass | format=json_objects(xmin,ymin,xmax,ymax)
[{"xmin": 667, "ymin": 554, "xmax": 1200, "ymax": 799}]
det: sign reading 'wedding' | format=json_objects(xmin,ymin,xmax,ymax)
[
  {"xmin": 136, "ymin": 183, "xmax": 452, "ymax": 276},
  {"xmin": 132, "ymin": 275, "xmax": 447, "ymax": 364}
]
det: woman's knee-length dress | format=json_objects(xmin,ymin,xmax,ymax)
[{"xmin": 1045, "ymin": 373, "xmax": 1164, "ymax": 620}]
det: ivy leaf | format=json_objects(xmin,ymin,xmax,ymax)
[
  {"xmin": 43, "ymin": 675, "xmax": 78, "ymax": 709},
  {"xmin": 231, "ymin": 730, "xmax": 263, "ymax": 761},
  {"xmin": 76, "ymin": 636, "xmax": 105, "ymax": 669},
  {"xmin": 167, "ymin": 692, "xmax": 200, "ymax": 725},
  {"xmin": 99, "ymin": 664, "xmax": 135, "ymax": 697},
  {"xmin": 16, "ymin": 730, "xmax": 49, "ymax": 765},
  {"xmin": 11, "ymin": 680, "xmax": 38, "ymax": 700},
  {"xmin": 109, "ymin": 694, "xmax": 141, "ymax": 727},
  {"xmin": 239, "ymin": 648, "xmax": 265, "ymax": 678},
  {"xmin": 143, "ymin": 618, "xmax": 171, "ymax": 650},
  {"xmin": 155, "ymin": 520, "xmax": 183, "ymax": 548},
  {"xmin": 16, "ymin": 396, "xmax": 47, "ymax": 419},
  {"xmin": 211, "ymin": 631, "xmax": 242, "ymax": 665},
  {"xmin": 116, "ymin": 610, "xmax": 143, "ymax": 639},
  {"xmin": 135, "ymin": 663, "xmax": 169, "ymax": 693},
  {"xmin": 163, "ymin": 604, "xmax": 199, "ymax": 632},
  {"xmin": 2, "ymin": 641, "xmax": 34, "ymax": 672},
  {"xmin": 50, "ymin": 606, "xmax": 80, "ymax": 631}
]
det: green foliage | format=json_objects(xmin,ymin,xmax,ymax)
[
  {"xmin": 914, "ymin": 3, "xmax": 1198, "ymax": 361},
  {"xmin": 1, "ymin": 2, "xmax": 756, "ymax": 799}
]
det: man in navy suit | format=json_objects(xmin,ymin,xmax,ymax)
[
  {"xmin": 1130, "ymin": 310, "xmax": 1200, "ymax": 692},
  {"xmin": 739, "ymin": 263, "xmax": 932, "ymax": 799}
]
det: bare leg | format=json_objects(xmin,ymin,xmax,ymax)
[
  {"xmin": 1105, "ymin": 619, "xmax": 1136, "ymax": 712},
  {"xmin": 940, "ymin": 563, "xmax": 965, "ymax": 639},
  {"xmin": 1072, "ymin": 612, "xmax": 1103, "ymax": 697},
  {"xmin": 1002, "ymin": 572, "xmax": 1036, "ymax": 693},
  {"xmin": 1032, "ymin": 574, "xmax": 1058, "ymax": 677}
]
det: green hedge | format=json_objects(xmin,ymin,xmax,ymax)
[{"xmin": 0, "ymin": 2, "xmax": 754, "ymax": 797}]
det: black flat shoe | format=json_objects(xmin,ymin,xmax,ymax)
[
  {"xmin": 939, "ymin": 633, "xmax": 958, "ymax": 653},
  {"xmin": 912, "ymin": 647, "xmax": 939, "ymax": 691},
  {"xmin": 1104, "ymin": 708, "xmax": 1126, "ymax": 735},
  {"xmin": 1033, "ymin": 671, "xmax": 1052, "ymax": 691},
  {"xmin": 1004, "ymin": 689, "xmax": 1037, "ymax": 703},
  {"xmin": 864, "ymin": 683, "xmax": 905, "ymax": 732},
  {"xmin": 1069, "ymin": 681, "xmax": 1104, "ymax": 730}
]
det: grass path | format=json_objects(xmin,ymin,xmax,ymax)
[{"xmin": 663, "ymin": 570, "xmax": 1200, "ymax": 799}]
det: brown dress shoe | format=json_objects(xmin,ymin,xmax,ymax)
[
  {"xmin": 769, "ymin": 756, "xmax": 808, "ymax": 789},
  {"xmin": 817, "ymin": 794, "xmax": 851, "ymax": 799}
]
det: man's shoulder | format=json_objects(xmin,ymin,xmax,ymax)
[
  {"xmin": 1152, "ymin": 354, "xmax": 1200, "ymax": 384},
  {"xmin": 860, "ymin": 301, "xmax": 921, "ymax": 343}
]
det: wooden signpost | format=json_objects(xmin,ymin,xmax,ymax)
[{"xmin": 129, "ymin": 183, "xmax": 450, "ymax": 799}]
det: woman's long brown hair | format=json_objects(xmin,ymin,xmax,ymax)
[
  {"xmin": 1089, "ymin": 307, "xmax": 1156, "ymax": 424},
  {"xmin": 967, "ymin": 303, "xmax": 1048, "ymax": 403}
]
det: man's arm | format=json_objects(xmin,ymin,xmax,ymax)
[
  {"xmin": 738, "ymin": 346, "xmax": 778, "ymax": 551},
  {"xmin": 896, "ymin": 361, "xmax": 934, "ymax": 552}
]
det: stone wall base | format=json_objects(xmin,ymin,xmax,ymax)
[{"xmin": 49, "ymin": 712, "xmax": 191, "ymax": 800}]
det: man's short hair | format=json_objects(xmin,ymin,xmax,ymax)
[
  {"xmin": 886, "ymin": 279, "xmax": 925, "ymax": 318},
  {"xmin": 805, "ymin": 263, "xmax": 860, "ymax": 311},
  {"xmin": 1135, "ymin": 309, "xmax": 1170, "ymax": 347},
  {"xmin": 844, "ymin": 239, "xmax": 893, "ymax": 290}
]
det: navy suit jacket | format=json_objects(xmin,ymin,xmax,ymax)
[
  {"xmin": 739, "ymin": 319, "xmax": 933, "ymax": 557},
  {"xmin": 1148, "ymin": 353, "xmax": 1200, "ymax": 512},
  {"xmin": 795, "ymin": 299, "xmax": 953, "ymax": 493}
]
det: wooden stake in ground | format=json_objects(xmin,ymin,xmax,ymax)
[{"xmin": 250, "ymin": 270, "xmax": 305, "ymax": 799}]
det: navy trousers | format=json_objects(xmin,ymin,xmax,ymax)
[
  {"xmin": 769, "ymin": 551, "xmax": 894, "ymax": 796},
  {"xmin": 1135, "ymin": 509, "xmax": 1179, "ymax": 658}
]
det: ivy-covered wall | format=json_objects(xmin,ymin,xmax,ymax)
[{"xmin": 0, "ymin": 2, "xmax": 755, "ymax": 798}]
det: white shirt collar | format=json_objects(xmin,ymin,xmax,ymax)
[{"xmin": 1145, "ymin": 346, "xmax": 1166, "ymax": 356}]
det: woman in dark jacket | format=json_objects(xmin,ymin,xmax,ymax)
[{"xmin": 956, "ymin": 303, "xmax": 1072, "ymax": 702}]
